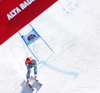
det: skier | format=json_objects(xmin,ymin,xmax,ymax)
[{"xmin": 25, "ymin": 57, "xmax": 37, "ymax": 84}]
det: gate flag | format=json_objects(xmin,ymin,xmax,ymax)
[
  {"xmin": 0, "ymin": 0, "xmax": 58, "ymax": 45},
  {"xmin": 18, "ymin": 24, "xmax": 54, "ymax": 62},
  {"xmin": 22, "ymin": 29, "xmax": 40, "ymax": 45}
]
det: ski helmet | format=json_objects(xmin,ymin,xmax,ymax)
[{"xmin": 26, "ymin": 57, "xmax": 31, "ymax": 63}]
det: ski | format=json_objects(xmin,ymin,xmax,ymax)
[
  {"xmin": 24, "ymin": 79, "xmax": 34, "ymax": 91},
  {"xmin": 31, "ymin": 76, "xmax": 42, "ymax": 86}
]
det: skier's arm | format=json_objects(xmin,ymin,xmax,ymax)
[{"xmin": 33, "ymin": 60, "xmax": 37, "ymax": 69}]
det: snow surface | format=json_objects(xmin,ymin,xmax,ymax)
[{"xmin": 1, "ymin": 0, "xmax": 100, "ymax": 93}]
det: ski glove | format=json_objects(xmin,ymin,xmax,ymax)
[
  {"xmin": 28, "ymin": 65, "xmax": 37, "ymax": 69},
  {"xmin": 34, "ymin": 66, "xmax": 37, "ymax": 69},
  {"xmin": 30, "ymin": 65, "xmax": 33, "ymax": 68}
]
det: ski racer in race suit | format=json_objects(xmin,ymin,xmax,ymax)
[{"xmin": 25, "ymin": 57, "xmax": 37, "ymax": 83}]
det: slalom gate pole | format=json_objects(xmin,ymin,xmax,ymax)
[{"xmin": 18, "ymin": 32, "xmax": 39, "ymax": 62}]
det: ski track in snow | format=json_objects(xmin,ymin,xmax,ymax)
[{"xmin": 1, "ymin": 0, "xmax": 100, "ymax": 93}]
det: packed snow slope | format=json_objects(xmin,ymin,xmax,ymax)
[{"xmin": 1, "ymin": 0, "xmax": 100, "ymax": 93}]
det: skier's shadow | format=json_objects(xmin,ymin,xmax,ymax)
[
  {"xmin": 21, "ymin": 78, "xmax": 42, "ymax": 93},
  {"xmin": 21, "ymin": 81, "xmax": 33, "ymax": 93}
]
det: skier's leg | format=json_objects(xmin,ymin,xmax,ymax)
[
  {"xmin": 34, "ymin": 68, "xmax": 37, "ymax": 80},
  {"xmin": 27, "ymin": 69, "xmax": 31, "ymax": 84}
]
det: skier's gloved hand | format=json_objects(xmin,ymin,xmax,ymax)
[
  {"xmin": 30, "ymin": 65, "xmax": 33, "ymax": 68},
  {"xmin": 34, "ymin": 66, "xmax": 37, "ymax": 69},
  {"xmin": 28, "ymin": 65, "xmax": 33, "ymax": 69}
]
